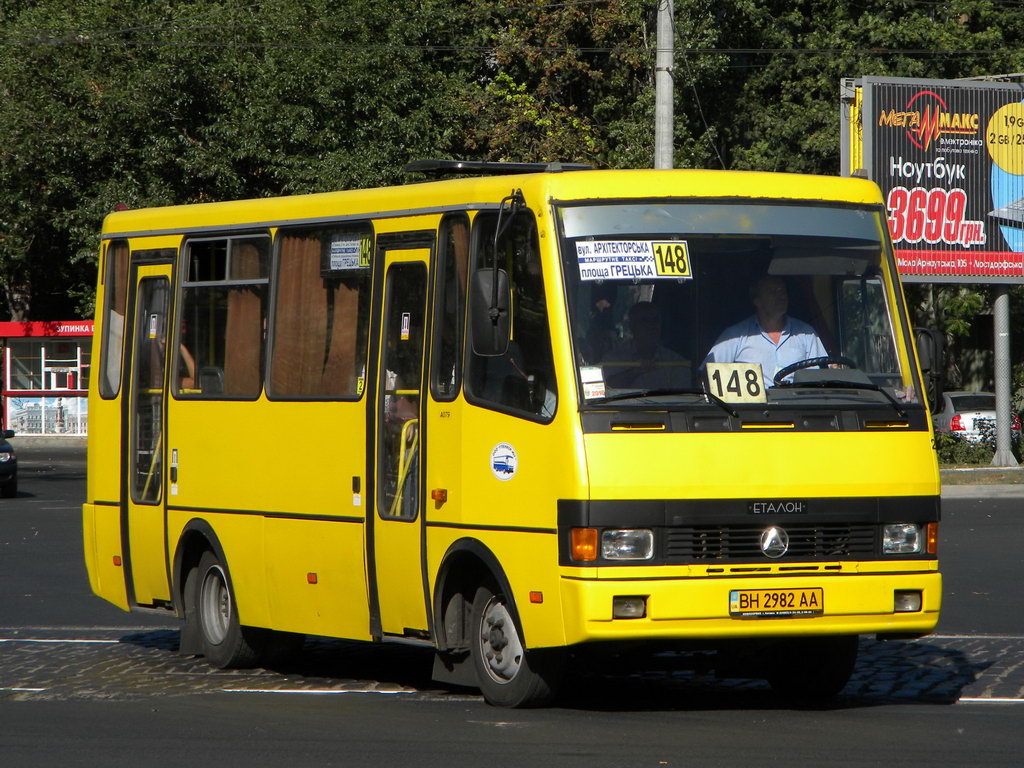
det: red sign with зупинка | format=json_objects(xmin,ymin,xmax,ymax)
[
  {"xmin": 863, "ymin": 77, "xmax": 1024, "ymax": 283},
  {"xmin": 0, "ymin": 321, "xmax": 94, "ymax": 338}
]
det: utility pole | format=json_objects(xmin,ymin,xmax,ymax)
[
  {"xmin": 654, "ymin": 0, "xmax": 674, "ymax": 170},
  {"xmin": 992, "ymin": 286, "xmax": 1018, "ymax": 466}
]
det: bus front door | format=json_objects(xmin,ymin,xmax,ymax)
[
  {"xmin": 371, "ymin": 244, "xmax": 431, "ymax": 639},
  {"xmin": 122, "ymin": 263, "xmax": 173, "ymax": 607}
]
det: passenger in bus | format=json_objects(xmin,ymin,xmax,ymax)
[
  {"xmin": 178, "ymin": 342, "xmax": 196, "ymax": 391},
  {"xmin": 601, "ymin": 301, "xmax": 690, "ymax": 389},
  {"xmin": 703, "ymin": 275, "xmax": 826, "ymax": 384},
  {"xmin": 580, "ymin": 284, "xmax": 618, "ymax": 364}
]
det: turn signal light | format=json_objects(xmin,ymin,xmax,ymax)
[
  {"xmin": 571, "ymin": 528, "xmax": 598, "ymax": 562},
  {"xmin": 926, "ymin": 522, "xmax": 939, "ymax": 555}
]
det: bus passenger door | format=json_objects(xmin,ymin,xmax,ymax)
[
  {"xmin": 122, "ymin": 263, "xmax": 173, "ymax": 607},
  {"xmin": 370, "ymin": 243, "xmax": 431, "ymax": 638}
]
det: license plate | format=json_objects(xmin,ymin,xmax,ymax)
[{"xmin": 729, "ymin": 588, "xmax": 823, "ymax": 618}]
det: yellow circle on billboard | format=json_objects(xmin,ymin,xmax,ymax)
[{"xmin": 986, "ymin": 102, "xmax": 1024, "ymax": 175}]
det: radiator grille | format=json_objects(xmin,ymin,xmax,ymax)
[{"xmin": 664, "ymin": 524, "xmax": 876, "ymax": 562}]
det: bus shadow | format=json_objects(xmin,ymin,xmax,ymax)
[
  {"xmin": 558, "ymin": 639, "xmax": 988, "ymax": 712},
  {"xmin": 116, "ymin": 631, "xmax": 989, "ymax": 711},
  {"xmin": 118, "ymin": 629, "xmax": 439, "ymax": 691}
]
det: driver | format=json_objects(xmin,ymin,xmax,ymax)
[{"xmin": 703, "ymin": 275, "xmax": 826, "ymax": 385}]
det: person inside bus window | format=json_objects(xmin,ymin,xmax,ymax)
[
  {"xmin": 602, "ymin": 301, "xmax": 690, "ymax": 389},
  {"xmin": 581, "ymin": 284, "xmax": 618, "ymax": 364},
  {"xmin": 703, "ymin": 275, "xmax": 826, "ymax": 384}
]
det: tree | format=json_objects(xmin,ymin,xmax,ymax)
[
  {"xmin": 0, "ymin": 0, "xmax": 475, "ymax": 319},
  {"xmin": 6, "ymin": 0, "xmax": 1024, "ymax": 326}
]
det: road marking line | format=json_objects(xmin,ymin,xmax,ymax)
[
  {"xmin": 0, "ymin": 638, "xmax": 120, "ymax": 644},
  {"xmin": 927, "ymin": 634, "xmax": 1024, "ymax": 640},
  {"xmin": 959, "ymin": 697, "xmax": 1024, "ymax": 703},
  {"xmin": 221, "ymin": 688, "xmax": 415, "ymax": 695},
  {"xmin": 0, "ymin": 626, "xmax": 174, "ymax": 631},
  {"xmin": 1, "ymin": 688, "xmax": 46, "ymax": 692}
]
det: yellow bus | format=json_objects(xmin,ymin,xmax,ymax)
[{"xmin": 84, "ymin": 162, "xmax": 940, "ymax": 707}]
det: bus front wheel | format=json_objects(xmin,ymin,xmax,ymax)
[
  {"xmin": 191, "ymin": 550, "xmax": 265, "ymax": 669},
  {"xmin": 469, "ymin": 584, "xmax": 562, "ymax": 707}
]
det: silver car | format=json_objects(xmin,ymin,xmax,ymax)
[{"xmin": 933, "ymin": 391, "xmax": 1020, "ymax": 444}]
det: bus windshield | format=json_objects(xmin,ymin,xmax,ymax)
[{"xmin": 556, "ymin": 201, "xmax": 923, "ymax": 411}]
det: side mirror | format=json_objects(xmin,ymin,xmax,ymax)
[
  {"xmin": 470, "ymin": 269, "xmax": 511, "ymax": 357},
  {"xmin": 913, "ymin": 327, "xmax": 944, "ymax": 413}
]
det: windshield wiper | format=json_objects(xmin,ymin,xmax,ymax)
[
  {"xmin": 773, "ymin": 379, "xmax": 907, "ymax": 418},
  {"xmin": 588, "ymin": 387, "xmax": 738, "ymax": 418}
]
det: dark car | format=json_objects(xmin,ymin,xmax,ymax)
[{"xmin": 0, "ymin": 430, "xmax": 16, "ymax": 497}]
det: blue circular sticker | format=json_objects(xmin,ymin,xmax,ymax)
[{"xmin": 490, "ymin": 443, "xmax": 518, "ymax": 481}]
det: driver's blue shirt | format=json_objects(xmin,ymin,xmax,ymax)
[{"xmin": 703, "ymin": 315, "xmax": 827, "ymax": 385}]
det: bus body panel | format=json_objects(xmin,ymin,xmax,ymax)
[
  {"xmin": 82, "ymin": 502, "xmax": 130, "ymax": 610},
  {"xmin": 262, "ymin": 517, "xmax": 371, "ymax": 640},
  {"xmin": 425, "ymin": 526, "xmax": 568, "ymax": 650},
  {"xmin": 583, "ymin": 431, "xmax": 939, "ymax": 500},
  {"xmin": 166, "ymin": 509, "xmax": 272, "ymax": 629}
]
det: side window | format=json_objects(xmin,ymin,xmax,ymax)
[
  {"xmin": 467, "ymin": 210, "xmax": 557, "ymax": 420},
  {"xmin": 269, "ymin": 225, "xmax": 373, "ymax": 398},
  {"xmin": 176, "ymin": 236, "xmax": 270, "ymax": 397},
  {"xmin": 431, "ymin": 214, "xmax": 469, "ymax": 401},
  {"xmin": 99, "ymin": 240, "xmax": 130, "ymax": 398}
]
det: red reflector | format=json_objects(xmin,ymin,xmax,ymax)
[
  {"xmin": 307, "ymin": 573, "xmax": 318, "ymax": 584},
  {"xmin": 529, "ymin": 591, "xmax": 543, "ymax": 604},
  {"xmin": 112, "ymin": 556, "xmax": 122, "ymax": 567}
]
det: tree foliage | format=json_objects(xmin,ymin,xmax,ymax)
[{"xmin": 4, "ymin": 0, "xmax": 1024, "ymax": 325}]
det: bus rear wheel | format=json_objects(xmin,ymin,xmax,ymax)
[
  {"xmin": 469, "ymin": 584, "xmax": 562, "ymax": 707},
  {"xmin": 766, "ymin": 635, "xmax": 859, "ymax": 703},
  {"xmin": 191, "ymin": 550, "xmax": 265, "ymax": 669}
]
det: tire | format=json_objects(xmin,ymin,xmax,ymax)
[
  {"xmin": 1, "ymin": 476, "xmax": 16, "ymax": 498},
  {"xmin": 469, "ymin": 584, "xmax": 563, "ymax": 707},
  {"xmin": 192, "ymin": 550, "xmax": 266, "ymax": 668},
  {"xmin": 766, "ymin": 635, "xmax": 859, "ymax": 703}
]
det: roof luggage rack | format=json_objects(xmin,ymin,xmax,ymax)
[{"xmin": 404, "ymin": 159, "xmax": 592, "ymax": 176}]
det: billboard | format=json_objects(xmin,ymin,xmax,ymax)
[{"xmin": 842, "ymin": 76, "xmax": 1024, "ymax": 283}]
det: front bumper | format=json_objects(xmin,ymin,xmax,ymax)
[{"xmin": 559, "ymin": 567, "xmax": 941, "ymax": 645}]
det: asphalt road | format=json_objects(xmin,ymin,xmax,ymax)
[{"xmin": 1, "ymin": 442, "xmax": 1022, "ymax": 767}]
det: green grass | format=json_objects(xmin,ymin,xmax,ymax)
[{"xmin": 939, "ymin": 466, "xmax": 1024, "ymax": 485}]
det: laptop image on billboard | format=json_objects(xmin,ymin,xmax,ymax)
[{"xmin": 989, "ymin": 197, "xmax": 1024, "ymax": 227}]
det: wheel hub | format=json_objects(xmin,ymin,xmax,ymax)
[{"xmin": 479, "ymin": 597, "xmax": 524, "ymax": 684}]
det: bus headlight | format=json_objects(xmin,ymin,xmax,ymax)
[
  {"xmin": 601, "ymin": 529, "xmax": 654, "ymax": 560},
  {"xmin": 882, "ymin": 524, "xmax": 922, "ymax": 554}
]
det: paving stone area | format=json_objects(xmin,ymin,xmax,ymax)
[{"xmin": 0, "ymin": 627, "xmax": 1020, "ymax": 705}]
